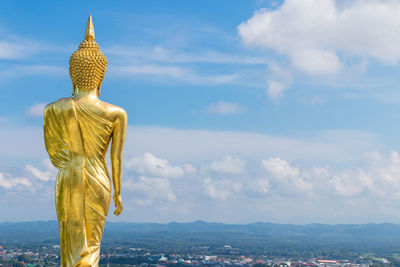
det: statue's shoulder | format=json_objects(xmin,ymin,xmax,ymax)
[
  {"xmin": 99, "ymin": 100, "xmax": 127, "ymax": 121},
  {"xmin": 44, "ymin": 97, "xmax": 73, "ymax": 115}
]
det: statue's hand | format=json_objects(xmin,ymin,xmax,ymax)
[{"xmin": 113, "ymin": 194, "xmax": 123, "ymax": 216}]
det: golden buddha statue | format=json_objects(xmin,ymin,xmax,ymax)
[{"xmin": 43, "ymin": 15, "xmax": 127, "ymax": 267}]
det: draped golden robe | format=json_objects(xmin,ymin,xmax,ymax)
[{"xmin": 44, "ymin": 97, "xmax": 114, "ymax": 267}]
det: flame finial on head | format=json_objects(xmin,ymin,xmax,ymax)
[{"xmin": 85, "ymin": 14, "xmax": 95, "ymax": 41}]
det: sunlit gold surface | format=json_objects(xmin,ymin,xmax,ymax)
[{"xmin": 43, "ymin": 15, "xmax": 127, "ymax": 267}]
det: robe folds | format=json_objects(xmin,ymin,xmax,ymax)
[{"xmin": 44, "ymin": 97, "xmax": 114, "ymax": 267}]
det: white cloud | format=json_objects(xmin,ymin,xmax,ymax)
[
  {"xmin": 239, "ymin": 0, "xmax": 400, "ymax": 73},
  {"xmin": 0, "ymin": 31, "xmax": 71, "ymax": 60},
  {"xmin": 292, "ymin": 49, "xmax": 342, "ymax": 75},
  {"xmin": 0, "ymin": 33, "xmax": 66, "ymax": 81},
  {"xmin": 261, "ymin": 157, "xmax": 313, "ymax": 194},
  {"xmin": 257, "ymin": 151, "xmax": 400, "ymax": 201},
  {"xmin": 238, "ymin": 0, "xmax": 400, "ymax": 100},
  {"xmin": 122, "ymin": 150, "xmax": 400, "ymax": 208},
  {"xmin": 262, "ymin": 157, "xmax": 300, "ymax": 178},
  {"xmin": 0, "ymin": 34, "xmax": 66, "ymax": 78},
  {"xmin": 208, "ymin": 156, "xmax": 246, "ymax": 175},
  {"xmin": 105, "ymin": 45, "xmax": 267, "ymax": 65},
  {"xmin": 0, "ymin": 41, "xmax": 42, "ymax": 59},
  {"xmin": 331, "ymin": 170, "xmax": 370, "ymax": 197},
  {"xmin": 114, "ymin": 64, "xmax": 188, "ymax": 78},
  {"xmin": 206, "ymin": 101, "xmax": 245, "ymax": 115},
  {"xmin": 183, "ymin": 164, "xmax": 197, "ymax": 175},
  {"xmin": 0, "ymin": 173, "xmax": 31, "ymax": 189},
  {"xmin": 266, "ymin": 62, "xmax": 293, "ymax": 101},
  {"xmin": 303, "ymin": 166, "xmax": 331, "ymax": 180},
  {"xmin": 125, "ymin": 176, "xmax": 176, "ymax": 205},
  {"xmin": 111, "ymin": 65, "xmax": 238, "ymax": 85},
  {"xmin": 329, "ymin": 151, "xmax": 400, "ymax": 199},
  {"xmin": 247, "ymin": 178, "xmax": 270, "ymax": 197},
  {"xmin": 203, "ymin": 177, "xmax": 242, "ymax": 201},
  {"xmin": 126, "ymin": 152, "xmax": 187, "ymax": 178},
  {"xmin": 14, "ymin": 65, "xmax": 65, "ymax": 75},
  {"xmin": 26, "ymin": 103, "xmax": 47, "ymax": 118},
  {"xmin": 267, "ymin": 80, "xmax": 288, "ymax": 101},
  {"xmin": 124, "ymin": 126, "xmax": 377, "ymax": 164},
  {"xmin": 0, "ymin": 65, "xmax": 65, "ymax": 80},
  {"xmin": 25, "ymin": 159, "xmax": 57, "ymax": 182}
]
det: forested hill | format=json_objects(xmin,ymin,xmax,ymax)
[{"xmin": 2, "ymin": 220, "xmax": 400, "ymax": 242}]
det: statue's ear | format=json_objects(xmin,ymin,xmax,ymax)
[
  {"xmin": 97, "ymin": 79, "xmax": 103, "ymax": 97},
  {"xmin": 97, "ymin": 68, "xmax": 107, "ymax": 97},
  {"xmin": 72, "ymin": 82, "xmax": 76, "ymax": 96},
  {"xmin": 70, "ymin": 64, "xmax": 75, "ymax": 95}
]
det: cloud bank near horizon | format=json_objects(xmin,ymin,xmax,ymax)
[{"xmin": 0, "ymin": 117, "xmax": 397, "ymax": 224}]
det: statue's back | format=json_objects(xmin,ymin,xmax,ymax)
[{"xmin": 44, "ymin": 96, "xmax": 122, "ymax": 266}]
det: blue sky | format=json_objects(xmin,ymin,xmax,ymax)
[{"xmin": 3, "ymin": 0, "xmax": 400, "ymax": 223}]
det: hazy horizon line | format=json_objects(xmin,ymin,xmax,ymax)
[{"xmin": 1, "ymin": 219, "xmax": 400, "ymax": 226}]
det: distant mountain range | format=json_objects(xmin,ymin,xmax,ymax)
[{"xmin": 2, "ymin": 220, "xmax": 400, "ymax": 243}]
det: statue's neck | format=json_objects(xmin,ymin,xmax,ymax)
[{"xmin": 74, "ymin": 87, "xmax": 98, "ymax": 101}]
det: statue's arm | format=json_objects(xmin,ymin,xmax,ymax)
[
  {"xmin": 43, "ymin": 102, "xmax": 69, "ymax": 169},
  {"xmin": 111, "ymin": 108, "xmax": 127, "ymax": 216}
]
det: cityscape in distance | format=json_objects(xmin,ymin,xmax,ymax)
[{"xmin": 1, "ymin": 221, "xmax": 400, "ymax": 266}]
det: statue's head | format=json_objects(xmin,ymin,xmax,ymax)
[{"xmin": 69, "ymin": 14, "xmax": 107, "ymax": 96}]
